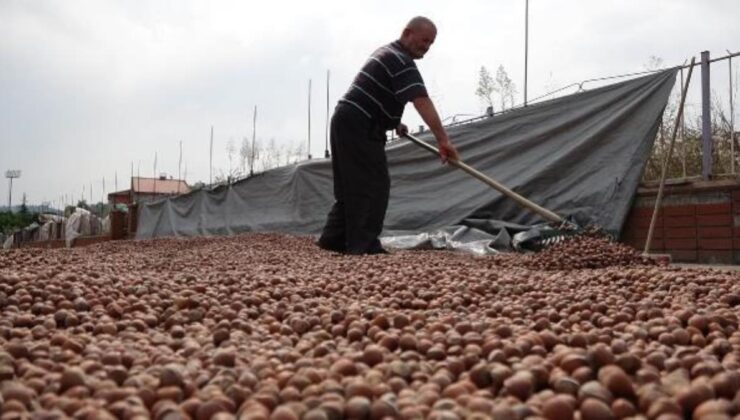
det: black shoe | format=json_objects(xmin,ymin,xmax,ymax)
[
  {"xmin": 345, "ymin": 246, "xmax": 389, "ymax": 255},
  {"xmin": 316, "ymin": 238, "xmax": 345, "ymax": 253},
  {"xmin": 367, "ymin": 246, "xmax": 390, "ymax": 255}
]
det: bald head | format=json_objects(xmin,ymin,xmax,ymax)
[
  {"xmin": 399, "ymin": 16, "xmax": 437, "ymax": 59},
  {"xmin": 406, "ymin": 16, "xmax": 436, "ymax": 32}
]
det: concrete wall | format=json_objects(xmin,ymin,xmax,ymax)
[{"xmin": 621, "ymin": 179, "xmax": 740, "ymax": 264}]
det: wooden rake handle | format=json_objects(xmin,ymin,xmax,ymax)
[{"xmin": 402, "ymin": 132, "xmax": 565, "ymax": 224}]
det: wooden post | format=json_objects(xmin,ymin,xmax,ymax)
[{"xmin": 644, "ymin": 58, "xmax": 695, "ymax": 254}]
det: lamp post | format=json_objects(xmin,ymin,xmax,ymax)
[{"xmin": 5, "ymin": 170, "xmax": 21, "ymax": 212}]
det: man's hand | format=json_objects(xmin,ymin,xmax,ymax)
[
  {"xmin": 396, "ymin": 123, "xmax": 408, "ymax": 137},
  {"xmin": 437, "ymin": 139, "xmax": 459, "ymax": 164}
]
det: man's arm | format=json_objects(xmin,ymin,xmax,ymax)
[{"xmin": 411, "ymin": 96, "xmax": 459, "ymax": 163}]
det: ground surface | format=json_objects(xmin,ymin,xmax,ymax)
[{"xmin": 0, "ymin": 233, "xmax": 739, "ymax": 419}]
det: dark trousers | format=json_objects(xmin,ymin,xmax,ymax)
[{"xmin": 318, "ymin": 104, "xmax": 389, "ymax": 254}]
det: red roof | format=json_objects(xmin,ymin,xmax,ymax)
[{"xmin": 131, "ymin": 177, "xmax": 190, "ymax": 194}]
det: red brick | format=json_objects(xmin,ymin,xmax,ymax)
[
  {"xmin": 628, "ymin": 207, "xmax": 660, "ymax": 218},
  {"xmin": 698, "ymin": 238, "xmax": 732, "ymax": 250},
  {"xmin": 734, "ymin": 227, "xmax": 740, "ymax": 237},
  {"xmin": 697, "ymin": 226, "xmax": 732, "ymax": 238},
  {"xmin": 670, "ymin": 250, "xmax": 697, "ymax": 262},
  {"xmin": 623, "ymin": 238, "xmax": 642, "ymax": 249},
  {"xmin": 732, "ymin": 190, "xmax": 740, "ymax": 202},
  {"xmin": 631, "ymin": 217, "xmax": 663, "ymax": 229},
  {"xmin": 697, "ymin": 214, "xmax": 732, "ymax": 227},
  {"xmin": 664, "ymin": 216, "xmax": 696, "ymax": 227},
  {"xmin": 665, "ymin": 227, "xmax": 697, "ymax": 239},
  {"xmin": 734, "ymin": 238, "xmax": 740, "ymax": 249},
  {"xmin": 664, "ymin": 238, "xmax": 697, "ymax": 250},
  {"xmin": 663, "ymin": 205, "xmax": 695, "ymax": 216},
  {"xmin": 698, "ymin": 250, "xmax": 734, "ymax": 264},
  {"xmin": 628, "ymin": 229, "xmax": 663, "ymax": 240},
  {"xmin": 622, "ymin": 238, "xmax": 639, "ymax": 248},
  {"xmin": 646, "ymin": 239, "xmax": 663, "ymax": 251},
  {"xmin": 629, "ymin": 237, "xmax": 662, "ymax": 251},
  {"xmin": 696, "ymin": 202, "xmax": 731, "ymax": 215}
]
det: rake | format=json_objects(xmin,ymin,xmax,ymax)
[{"xmin": 402, "ymin": 132, "xmax": 580, "ymax": 251}]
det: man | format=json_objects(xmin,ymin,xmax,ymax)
[{"xmin": 317, "ymin": 16, "xmax": 458, "ymax": 255}]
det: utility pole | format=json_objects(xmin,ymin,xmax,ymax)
[
  {"xmin": 251, "ymin": 106, "xmax": 257, "ymax": 176},
  {"xmin": 5, "ymin": 170, "xmax": 21, "ymax": 212},
  {"xmin": 178, "ymin": 140, "xmax": 183, "ymax": 194},
  {"xmin": 153, "ymin": 152, "xmax": 157, "ymax": 195},
  {"xmin": 209, "ymin": 126, "xmax": 214, "ymax": 185},
  {"xmin": 524, "ymin": 0, "xmax": 529, "ymax": 107},
  {"xmin": 308, "ymin": 79, "xmax": 312, "ymax": 160},
  {"xmin": 325, "ymin": 70, "xmax": 331, "ymax": 158}
]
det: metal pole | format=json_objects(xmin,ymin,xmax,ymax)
[
  {"xmin": 153, "ymin": 152, "xmax": 157, "ymax": 195},
  {"xmin": 308, "ymin": 79, "xmax": 312, "ymax": 159},
  {"xmin": 680, "ymin": 67, "xmax": 687, "ymax": 177},
  {"xmin": 178, "ymin": 141, "xmax": 182, "ymax": 194},
  {"xmin": 325, "ymin": 70, "xmax": 330, "ymax": 158},
  {"xmin": 8, "ymin": 178, "xmax": 12, "ymax": 211},
  {"xmin": 251, "ymin": 106, "xmax": 257, "ymax": 176},
  {"xmin": 209, "ymin": 126, "xmax": 214, "ymax": 185},
  {"xmin": 645, "ymin": 57, "xmax": 695, "ymax": 254},
  {"xmin": 524, "ymin": 0, "xmax": 529, "ymax": 107},
  {"xmin": 729, "ymin": 51, "xmax": 735, "ymax": 174},
  {"xmin": 701, "ymin": 51, "xmax": 712, "ymax": 180}
]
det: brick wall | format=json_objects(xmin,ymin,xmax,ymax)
[{"xmin": 621, "ymin": 179, "xmax": 740, "ymax": 264}]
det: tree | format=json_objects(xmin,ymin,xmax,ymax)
[
  {"xmin": 19, "ymin": 193, "xmax": 28, "ymax": 215},
  {"xmin": 260, "ymin": 138, "xmax": 282, "ymax": 172},
  {"xmin": 226, "ymin": 138, "xmax": 236, "ymax": 175},
  {"xmin": 475, "ymin": 66, "xmax": 495, "ymax": 111},
  {"xmin": 643, "ymin": 55, "xmax": 664, "ymax": 71},
  {"xmin": 240, "ymin": 136, "xmax": 260, "ymax": 176},
  {"xmin": 641, "ymin": 55, "xmax": 739, "ymax": 181},
  {"xmin": 215, "ymin": 138, "xmax": 246, "ymax": 184},
  {"xmin": 495, "ymin": 65, "xmax": 517, "ymax": 111}
]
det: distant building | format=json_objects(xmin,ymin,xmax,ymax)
[{"xmin": 108, "ymin": 176, "xmax": 190, "ymax": 206}]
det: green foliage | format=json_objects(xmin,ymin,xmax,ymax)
[
  {"xmin": 475, "ymin": 65, "xmax": 518, "ymax": 112},
  {"xmin": 643, "ymin": 92, "xmax": 739, "ymax": 181},
  {"xmin": 475, "ymin": 66, "xmax": 495, "ymax": 109},
  {"xmin": 642, "ymin": 55, "xmax": 738, "ymax": 181},
  {"xmin": 0, "ymin": 211, "xmax": 37, "ymax": 235}
]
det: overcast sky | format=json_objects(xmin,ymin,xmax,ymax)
[{"xmin": 1, "ymin": 0, "xmax": 738, "ymax": 208}]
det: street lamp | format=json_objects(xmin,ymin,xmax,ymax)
[{"xmin": 5, "ymin": 170, "xmax": 21, "ymax": 212}]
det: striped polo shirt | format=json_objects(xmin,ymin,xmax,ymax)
[{"xmin": 339, "ymin": 40, "xmax": 429, "ymax": 130}]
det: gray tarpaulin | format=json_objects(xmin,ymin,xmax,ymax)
[{"xmin": 137, "ymin": 70, "xmax": 677, "ymax": 252}]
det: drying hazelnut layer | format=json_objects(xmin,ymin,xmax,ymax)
[{"xmin": 0, "ymin": 233, "xmax": 738, "ymax": 419}]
